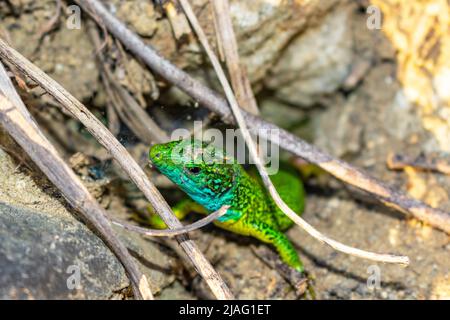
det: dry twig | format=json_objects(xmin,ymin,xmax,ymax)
[
  {"xmin": 0, "ymin": 63, "xmax": 153, "ymax": 300},
  {"xmin": 88, "ymin": 23, "xmax": 169, "ymax": 144},
  {"xmin": 387, "ymin": 152, "xmax": 450, "ymax": 176},
  {"xmin": 36, "ymin": 0, "xmax": 62, "ymax": 42},
  {"xmin": 211, "ymin": 0, "xmax": 259, "ymax": 115},
  {"xmin": 73, "ymin": 0, "xmax": 450, "ymax": 235},
  {"xmin": 251, "ymin": 245, "xmax": 308, "ymax": 297},
  {"xmin": 0, "ymin": 39, "xmax": 234, "ymax": 300},
  {"xmin": 179, "ymin": 0, "xmax": 409, "ymax": 266},
  {"xmin": 111, "ymin": 205, "xmax": 229, "ymax": 237}
]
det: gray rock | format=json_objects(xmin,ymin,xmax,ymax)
[
  {"xmin": 0, "ymin": 146, "xmax": 175, "ymax": 299},
  {"xmin": 265, "ymin": 5, "xmax": 353, "ymax": 107},
  {"xmin": 0, "ymin": 202, "xmax": 128, "ymax": 299}
]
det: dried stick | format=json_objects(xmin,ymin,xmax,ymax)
[
  {"xmin": 387, "ymin": 153, "xmax": 450, "ymax": 176},
  {"xmin": 211, "ymin": 0, "xmax": 259, "ymax": 115},
  {"xmin": 74, "ymin": 0, "xmax": 450, "ymax": 234},
  {"xmin": 0, "ymin": 65, "xmax": 153, "ymax": 300},
  {"xmin": 88, "ymin": 24, "xmax": 169, "ymax": 144},
  {"xmin": 250, "ymin": 245, "xmax": 308, "ymax": 297},
  {"xmin": 36, "ymin": 0, "xmax": 62, "ymax": 42},
  {"xmin": 179, "ymin": 0, "xmax": 409, "ymax": 266},
  {"xmin": 162, "ymin": 1, "xmax": 192, "ymax": 41},
  {"xmin": 0, "ymin": 39, "xmax": 234, "ymax": 300},
  {"xmin": 111, "ymin": 205, "xmax": 229, "ymax": 237}
]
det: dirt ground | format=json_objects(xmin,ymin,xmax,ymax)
[{"xmin": 0, "ymin": 0, "xmax": 449, "ymax": 299}]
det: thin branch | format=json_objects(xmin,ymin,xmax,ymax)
[
  {"xmin": 251, "ymin": 245, "xmax": 308, "ymax": 297},
  {"xmin": 0, "ymin": 39, "xmax": 234, "ymax": 300},
  {"xmin": 111, "ymin": 205, "xmax": 229, "ymax": 237},
  {"xmin": 36, "ymin": 0, "xmax": 62, "ymax": 40},
  {"xmin": 105, "ymin": 93, "xmax": 121, "ymax": 136},
  {"xmin": 162, "ymin": 1, "xmax": 192, "ymax": 41},
  {"xmin": 73, "ymin": 0, "xmax": 450, "ymax": 234},
  {"xmin": 387, "ymin": 152, "xmax": 450, "ymax": 176},
  {"xmin": 211, "ymin": 0, "xmax": 259, "ymax": 115},
  {"xmin": 88, "ymin": 23, "xmax": 169, "ymax": 144},
  {"xmin": 0, "ymin": 64, "xmax": 153, "ymax": 300},
  {"xmin": 179, "ymin": 0, "xmax": 409, "ymax": 266}
]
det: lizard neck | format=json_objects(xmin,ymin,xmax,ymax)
[{"xmin": 189, "ymin": 173, "xmax": 241, "ymax": 212}]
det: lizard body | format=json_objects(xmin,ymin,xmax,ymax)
[{"xmin": 148, "ymin": 139, "xmax": 305, "ymax": 272}]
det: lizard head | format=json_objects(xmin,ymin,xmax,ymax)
[{"xmin": 149, "ymin": 139, "xmax": 240, "ymax": 207}]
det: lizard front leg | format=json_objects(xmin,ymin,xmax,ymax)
[
  {"xmin": 247, "ymin": 220, "xmax": 304, "ymax": 273},
  {"xmin": 146, "ymin": 198, "xmax": 208, "ymax": 229}
]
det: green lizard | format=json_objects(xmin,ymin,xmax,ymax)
[{"xmin": 147, "ymin": 139, "xmax": 306, "ymax": 272}]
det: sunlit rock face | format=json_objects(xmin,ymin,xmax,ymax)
[
  {"xmin": 265, "ymin": 4, "xmax": 354, "ymax": 107},
  {"xmin": 372, "ymin": 0, "xmax": 450, "ymax": 151}
]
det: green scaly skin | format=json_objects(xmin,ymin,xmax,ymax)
[{"xmin": 148, "ymin": 139, "xmax": 306, "ymax": 272}]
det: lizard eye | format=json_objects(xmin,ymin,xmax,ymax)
[{"xmin": 187, "ymin": 166, "xmax": 201, "ymax": 175}]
